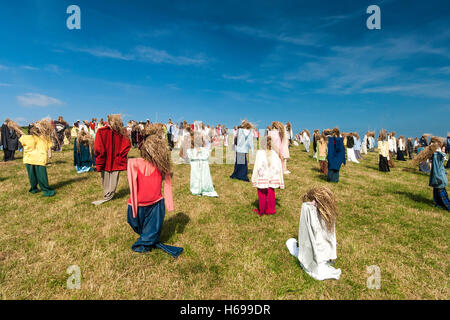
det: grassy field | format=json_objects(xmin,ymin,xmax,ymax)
[{"xmin": 0, "ymin": 139, "xmax": 449, "ymax": 300}]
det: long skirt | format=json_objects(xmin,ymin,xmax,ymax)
[
  {"xmin": 397, "ymin": 150, "xmax": 406, "ymax": 161},
  {"xmin": 347, "ymin": 148, "xmax": 359, "ymax": 163},
  {"xmin": 433, "ymin": 188, "xmax": 450, "ymax": 210},
  {"xmin": 3, "ymin": 149, "xmax": 15, "ymax": 162},
  {"xmin": 327, "ymin": 167, "xmax": 340, "ymax": 183},
  {"xmin": 355, "ymin": 150, "xmax": 363, "ymax": 160},
  {"xmin": 255, "ymin": 188, "xmax": 276, "ymax": 216},
  {"xmin": 230, "ymin": 152, "xmax": 249, "ymax": 181},
  {"xmin": 25, "ymin": 164, "xmax": 55, "ymax": 196},
  {"xmin": 127, "ymin": 199, "xmax": 183, "ymax": 257},
  {"xmin": 319, "ymin": 160, "xmax": 328, "ymax": 175},
  {"xmin": 379, "ymin": 155, "xmax": 390, "ymax": 172}
]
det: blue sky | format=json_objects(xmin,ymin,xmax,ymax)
[{"xmin": 0, "ymin": 0, "xmax": 449, "ymax": 137}]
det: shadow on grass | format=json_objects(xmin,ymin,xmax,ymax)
[
  {"xmin": 114, "ymin": 188, "xmax": 130, "ymax": 200},
  {"xmin": 160, "ymin": 212, "xmax": 190, "ymax": 242},
  {"xmin": 52, "ymin": 176, "xmax": 89, "ymax": 189},
  {"xmin": 401, "ymin": 167, "xmax": 430, "ymax": 176},
  {"xmin": 0, "ymin": 176, "xmax": 8, "ymax": 182},
  {"xmin": 395, "ymin": 191, "xmax": 434, "ymax": 206},
  {"xmin": 251, "ymin": 197, "xmax": 282, "ymax": 210}
]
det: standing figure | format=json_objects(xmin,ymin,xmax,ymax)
[
  {"xmin": 312, "ymin": 129, "xmax": 320, "ymax": 159},
  {"xmin": 127, "ymin": 130, "xmax": 183, "ymax": 257},
  {"xmin": 378, "ymin": 130, "xmax": 390, "ymax": 172},
  {"xmin": 251, "ymin": 136, "xmax": 284, "ymax": 216},
  {"xmin": 326, "ymin": 128, "xmax": 346, "ymax": 183},
  {"xmin": 230, "ymin": 120, "xmax": 254, "ymax": 182},
  {"xmin": 353, "ymin": 132, "xmax": 363, "ymax": 160},
  {"xmin": 397, "ymin": 136, "xmax": 407, "ymax": 161},
  {"xmin": 412, "ymin": 137, "xmax": 449, "ymax": 210},
  {"xmin": 286, "ymin": 186, "xmax": 341, "ymax": 281},
  {"xmin": 92, "ymin": 114, "xmax": 131, "ymax": 206},
  {"xmin": 187, "ymin": 130, "xmax": 218, "ymax": 197},
  {"xmin": 302, "ymin": 130, "xmax": 311, "ymax": 153},
  {"xmin": 316, "ymin": 131, "xmax": 329, "ymax": 175},
  {"xmin": 346, "ymin": 133, "xmax": 359, "ymax": 163},
  {"xmin": 407, "ymin": 137, "xmax": 414, "ymax": 160},
  {"xmin": 19, "ymin": 120, "xmax": 55, "ymax": 197},
  {"xmin": 74, "ymin": 130, "xmax": 96, "ymax": 173},
  {"xmin": 53, "ymin": 116, "xmax": 69, "ymax": 151},
  {"xmin": 1, "ymin": 119, "xmax": 21, "ymax": 162}
]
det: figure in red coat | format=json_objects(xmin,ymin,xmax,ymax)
[{"xmin": 92, "ymin": 114, "xmax": 131, "ymax": 206}]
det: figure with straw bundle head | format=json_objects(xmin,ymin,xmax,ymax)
[
  {"xmin": 1, "ymin": 118, "xmax": 23, "ymax": 162},
  {"xmin": 230, "ymin": 119, "xmax": 254, "ymax": 181},
  {"xmin": 92, "ymin": 114, "xmax": 131, "ymax": 206},
  {"xmin": 19, "ymin": 119, "xmax": 55, "ymax": 197},
  {"xmin": 326, "ymin": 127, "xmax": 346, "ymax": 183},
  {"xmin": 251, "ymin": 135, "xmax": 284, "ymax": 216},
  {"xmin": 126, "ymin": 129, "xmax": 183, "ymax": 257},
  {"xmin": 412, "ymin": 137, "xmax": 449, "ymax": 210},
  {"xmin": 74, "ymin": 130, "xmax": 96, "ymax": 173},
  {"xmin": 286, "ymin": 186, "xmax": 341, "ymax": 280}
]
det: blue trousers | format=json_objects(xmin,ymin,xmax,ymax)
[{"xmin": 127, "ymin": 199, "xmax": 183, "ymax": 258}]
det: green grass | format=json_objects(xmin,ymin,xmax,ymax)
[{"xmin": 0, "ymin": 141, "xmax": 449, "ymax": 300}]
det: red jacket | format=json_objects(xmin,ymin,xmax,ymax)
[{"xmin": 94, "ymin": 125, "xmax": 131, "ymax": 172}]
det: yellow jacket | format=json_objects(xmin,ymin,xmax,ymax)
[{"xmin": 19, "ymin": 135, "xmax": 52, "ymax": 166}]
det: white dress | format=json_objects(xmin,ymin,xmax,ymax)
[
  {"xmin": 251, "ymin": 150, "xmax": 284, "ymax": 189},
  {"xmin": 286, "ymin": 202, "xmax": 341, "ymax": 281},
  {"xmin": 302, "ymin": 132, "xmax": 310, "ymax": 153}
]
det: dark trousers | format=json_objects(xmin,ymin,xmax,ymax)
[
  {"xmin": 127, "ymin": 199, "xmax": 183, "ymax": 258},
  {"xmin": 230, "ymin": 152, "xmax": 249, "ymax": 181},
  {"xmin": 3, "ymin": 149, "xmax": 15, "ymax": 161},
  {"xmin": 25, "ymin": 164, "xmax": 55, "ymax": 197},
  {"xmin": 167, "ymin": 133, "xmax": 174, "ymax": 149}
]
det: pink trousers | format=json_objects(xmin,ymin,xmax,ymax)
[{"xmin": 257, "ymin": 188, "xmax": 276, "ymax": 215}]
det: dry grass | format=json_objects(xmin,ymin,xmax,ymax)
[{"xmin": 0, "ymin": 139, "xmax": 449, "ymax": 300}]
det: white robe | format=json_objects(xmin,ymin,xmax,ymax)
[{"xmin": 286, "ymin": 202, "xmax": 341, "ymax": 281}]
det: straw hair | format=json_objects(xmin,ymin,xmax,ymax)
[
  {"xmin": 140, "ymin": 134, "xmax": 172, "ymax": 177},
  {"xmin": 240, "ymin": 119, "xmax": 253, "ymax": 130},
  {"xmin": 107, "ymin": 114, "xmax": 126, "ymax": 136},
  {"xmin": 30, "ymin": 119, "xmax": 54, "ymax": 140},
  {"xmin": 412, "ymin": 144, "xmax": 440, "ymax": 166},
  {"xmin": 430, "ymin": 136, "xmax": 445, "ymax": 147},
  {"xmin": 286, "ymin": 122, "xmax": 292, "ymax": 132},
  {"xmin": 331, "ymin": 127, "xmax": 340, "ymax": 137},
  {"xmin": 5, "ymin": 119, "xmax": 24, "ymax": 137},
  {"xmin": 378, "ymin": 129, "xmax": 387, "ymax": 141},
  {"xmin": 272, "ymin": 121, "xmax": 285, "ymax": 141},
  {"xmin": 142, "ymin": 123, "xmax": 165, "ymax": 139},
  {"xmin": 76, "ymin": 130, "xmax": 94, "ymax": 157},
  {"xmin": 302, "ymin": 186, "xmax": 338, "ymax": 232},
  {"xmin": 353, "ymin": 132, "xmax": 360, "ymax": 139}
]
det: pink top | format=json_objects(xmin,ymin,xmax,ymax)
[{"xmin": 127, "ymin": 158, "xmax": 174, "ymax": 218}]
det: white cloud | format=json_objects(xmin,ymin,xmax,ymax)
[
  {"xmin": 17, "ymin": 93, "xmax": 64, "ymax": 107},
  {"xmin": 66, "ymin": 45, "xmax": 207, "ymax": 66},
  {"xmin": 222, "ymin": 74, "xmax": 255, "ymax": 83},
  {"xmin": 0, "ymin": 64, "xmax": 8, "ymax": 70},
  {"xmin": 227, "ymin": 25, "xmax": 322, "ymax": 47},
  {"xmin": 0, "ymin": 83, "xmax": 12, "ymax": 87},
  {"xmin": 21, "ymin": 65, "xmax": 40, "ymax": 71}
]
